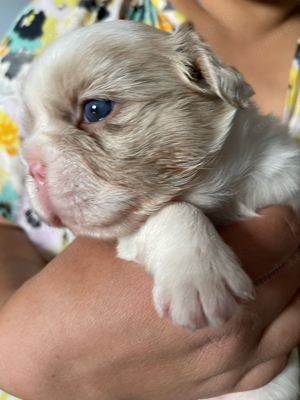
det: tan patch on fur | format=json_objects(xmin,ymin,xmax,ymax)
[{"xmin": 21, "ymin": 21, "xmax": 252, "ymax": 238}]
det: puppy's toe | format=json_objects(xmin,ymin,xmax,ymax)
[
  {"xmin": 153, "ymin": 281, "xmax": 172, "ymax": 319},
  {"xmin": 225, "ymin": 271, "xmax": 256, "ymax": 301},
  {"xmin": 153, "ymin": 280, "xmax": 208, "ymax": 330},
  {"xmin": 200, "ymin": 282, "xmax": 242, "ymax": 328},
  {"xmin": 170, "ymin": 285, "xmax": 207, "ymax": 330}
]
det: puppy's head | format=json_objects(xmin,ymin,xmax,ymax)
[{"xmin": 21, "ymin": 21, "xmax": 254, "ymax": 238}]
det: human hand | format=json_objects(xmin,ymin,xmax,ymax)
[{"xmin": 0, "ymin": 205, "xmax": 299, "ymax": 400}]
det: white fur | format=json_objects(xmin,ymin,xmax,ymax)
[
  {"xmin": 118, "ymin": 202, "xmax": 255, "ymax": 329},
  {"xmin": 184, "ymin": 107, "xmax": 300, "ymax": 224},
  {"xmin": 118, "ymin": 104, "xmax": 300, "ymax": 330},
  {"xmin": 117, "ymin": 105, "xmax": 300, "ymax": 400}
]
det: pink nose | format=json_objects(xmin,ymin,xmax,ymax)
[{"xmin": 29, "ymin": 161, "xmax": 46, "ymax": 186}]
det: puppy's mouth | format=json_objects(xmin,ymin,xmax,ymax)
[
  {"xmin": 28, "ymin": 162, "xmax": 62, "ymax": 227},
  {"xmin": 26, "ymin": 159, "xmax": 153, "ymax": 238}
]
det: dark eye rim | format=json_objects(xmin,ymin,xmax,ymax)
[{"xmin": 81, "ymin": 99, "xmax": 115, "ymax": 124}]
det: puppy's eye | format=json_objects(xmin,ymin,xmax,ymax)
[{"xmin": 83, "ymin": 100, "xmax": 114, "ymax": 122}]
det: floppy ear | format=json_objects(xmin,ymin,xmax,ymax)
[{"xmin": 169, "ymin": 23, "xmax": 255, "ymax": 108}]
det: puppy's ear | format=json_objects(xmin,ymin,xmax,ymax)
[{"xmin": 170, "ymin": 23, "xmax": 255, "ymax": 108}]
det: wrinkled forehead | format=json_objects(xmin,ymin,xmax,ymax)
[{"xmin": 23, "ymin": 21, "xmax": 179, "ymax": 115}]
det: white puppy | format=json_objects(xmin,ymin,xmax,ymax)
[{"xmin": 20, "ymin": 21, "xmax": 299, "ymax": 400}]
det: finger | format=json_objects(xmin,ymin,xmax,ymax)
[
  {"xmin": 219, "ymin": 204, "xmax": 300, "ymax": 281},
  {"xmin": 234, "ymin": 355, "xmax": 289, "ymax": 393},
  {"xmin": 255, "ymin": 288, "xmax": 300, "ymax": 362},
  {"xmin": 238, "ymin": 248, "xmax": 300, "ymax": 332}
]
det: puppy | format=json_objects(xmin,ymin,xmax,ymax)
[{"xmin": 20, "ymin": 21, "xmax": 299, "ymax": 400}]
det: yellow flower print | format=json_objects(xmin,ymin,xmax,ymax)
[
  {"xmin": 0, "ymin": 392, "xmax": 22, "ymax": 400},
  {"xmin": 158, "ymin": 15, "xmax": 173, "ymax": 32},
  {"xmin": 0, "ymin": 168, "xmax": 9, "ymax": 192},
  {"xmin": 84, "ymin": 9, "xmax": 99, "ymax": 26},
  {"xmin": 23, "ymin": 12, "xmax": 36, "ymax": 27},
  {"xmin": 54, "ymin": 0, "xmax": 78, "ymax": 10},
  {"xmin": 0, "ymin": 36, "xmax": 9, "ymax": 57},
  {"xmin": 173, "ymin": 10, "xmax": 187, "ymax": 24},
  {"xmin": 0, "ymin": 45, "xmax": 9, "ymax": 57},
  {"xmin": 286, "ymin": 66, "xmax": 299, "ymax": 112},
  {"xmin": 0, "ymin": 110, "xmax": 21, "ymax": 156},
  {"xmin": 35, "ymin": 15, "xmax": 59, "ymax": 56}
]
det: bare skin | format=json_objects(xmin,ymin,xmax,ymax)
[
  {"xmin": 0, "ymin": 0, "xmax": 299, "ymax": 399},
  {"xmin": 0, "ymin": 219, "xmax": 45, "ymax": 309},
  {"xmin": 0, "ymin": 207, "xmax": 299, "ymax": 400},
  {"xmin": 170, "ymin": 0, "xmax": 300, "ymax": 116}
]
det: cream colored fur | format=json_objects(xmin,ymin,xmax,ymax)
[{"xmin": 20, "ymin": 21, "xmax": 299, "ymax": 400}]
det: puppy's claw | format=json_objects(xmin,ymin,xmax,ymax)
[{"xmin": 243, "ymin": 290, "xmax": 256, "ymax": 301}]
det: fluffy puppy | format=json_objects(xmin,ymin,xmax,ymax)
[{"xmin": 20, "ymin": 21, "xmax": 299, "ymax": 400}]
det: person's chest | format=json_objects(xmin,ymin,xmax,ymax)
[
  {"xmin": 206, "ymin": 22, "xmax": 299, "ymax": 118},
  {"xmin": 169, "ymin": 0, "xmax": 299, "ymax": 118}
]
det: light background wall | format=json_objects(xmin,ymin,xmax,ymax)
[{"xmin": 0, "ymin": 0, "xmax": 30, "ymax": 39}]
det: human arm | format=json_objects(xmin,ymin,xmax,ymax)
[
  {"xmin": 0, "ymin": 205, "xmax": 299, "ymax": 400},
  {"xmin": 0, "ymin": 216, "xmax": 45, "ymax": 309}
]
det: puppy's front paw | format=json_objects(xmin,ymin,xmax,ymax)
[
  {"xmin": 118, "ymin": 203, "xmax": 256, "ymax": 330},
  {"xmin": 152, "ymin": 247, "xmax": 255, "ymax": 330}
]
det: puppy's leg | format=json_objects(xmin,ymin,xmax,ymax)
[
  {"xmin": 203, "ymin": 348, "xmax": 300, "ymax": 400},
  {"xmin": 117, "ymin": 202, "xmax": 255, "ymax": 329}
]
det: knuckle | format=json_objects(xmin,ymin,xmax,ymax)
[{"xmin": 277, "ymin": 205, "xmax": 300, "ymax": 243}]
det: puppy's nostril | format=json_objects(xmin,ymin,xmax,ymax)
[{"xmin": 29, "ymin": 162, "xmax": 46, "ymax": 185}]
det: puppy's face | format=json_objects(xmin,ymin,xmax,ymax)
[{"xmin": 21, "ymin": 21, "xmax": 254, "ymax": 239}]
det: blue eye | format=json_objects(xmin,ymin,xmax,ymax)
[{"xmin": 83, "ymin": 100, "xmax": 114, "ymax": 122}]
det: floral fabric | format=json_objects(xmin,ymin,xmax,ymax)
[
  {"xmin": 0, "ymin": 1, "xmax": 299, "ymax": 398},
  {"xmin": 284, "ymin": 38, "xmax": 300, "ymax": 143}
]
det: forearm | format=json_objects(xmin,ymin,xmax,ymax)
[
  {"xmin": 0, "ymin": 216, "xmax": 46, "ymax": 309},
  {"xmin": 0, "ymin": 207, "xmax": 299, "ymax": 399},
  {"xmin": 0, "ymin": 237, "xmax": 132, "ymax": 399}
]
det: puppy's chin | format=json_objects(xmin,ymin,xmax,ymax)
[
  {"xmin": 28, "ymin": 197, "xmax": 63, "ymax": 228},
  {"xmin": 25, "ymin": 177, "xmax": 63, "ymax": 228},
  {"xmin": 55, "ymin": 203, "xmax": 151, "ymax": 240},
  {"xmin": 26, "ymin": 179, "xmax": 152, "ymax": 239}
]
